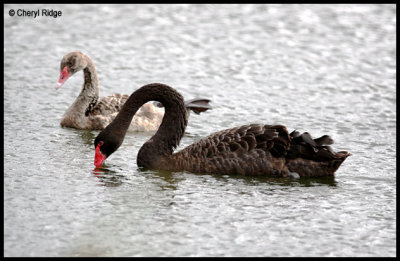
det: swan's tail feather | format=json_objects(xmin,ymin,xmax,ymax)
[
  {"xmin": 286, "ymin": 130, "xmax": 351, "ymax": 176},
  {"xmin": 184, "ymin": 98, "xmax": 212, "ymax": 114},
  {"xmin": 153, "ymin": 98, "xmax": 212, "ymax": 115}
]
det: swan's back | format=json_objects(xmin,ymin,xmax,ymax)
[
  {"xmin": 180, "ymin": 124, "xmax": 289, "ymax": 158},
  {"xmin": 87, "ymin": 95, "xmax": 164, "ymax": 131},
  {"xmin": 168, "ymin": 124, "xmax": 290, "ymax": 175},
  {"xmin": 89, "ymin": 93, "xmax": 130, "ymax": 116},
  {"xmin": 166, "ymin": 124, "xmax": 350, "ymax": 177}
]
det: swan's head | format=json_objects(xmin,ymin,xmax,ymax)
[
  {"xmin": 94, "ymin": 140, "xmax": 107, "ymax": 167},
  {"xmin": 93, "ymin": 130, "xmax": 123, "ymax": 167},
  {"xmin": 56, "ymin": 51, "xmax": 88, "ymax": 89}
]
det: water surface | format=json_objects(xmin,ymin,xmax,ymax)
[{"xmin": 4, "ymin": 4, "xmax": 396, "ymax": 257}]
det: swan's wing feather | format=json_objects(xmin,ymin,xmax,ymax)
[
  {"xmin": 175, "ymin": 125, "xmax": 350, "ymax": 176},
  {"xmin": 182, "ymin": 124, "xmax": 291, "ymax": 159},
  {"xmin": 89, "ymin": 94, "xmax": 130, "ymax": 116}
]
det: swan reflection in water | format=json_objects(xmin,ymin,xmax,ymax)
[
  {"xmin": 92, "ymin": 166, "xmax": 338, "ymax": 188},
  {"xmin": 92, "ymin": 166, "xmax": 125, "ymax": 187}
]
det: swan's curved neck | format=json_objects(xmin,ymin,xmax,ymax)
[
  {"xmin": 82, "ymin": 58, "xmax": 99, "ymax": 98},
  {"xmin": 67, "ymin": 56, "xmax": 99, "ymax": 117},
  {"xmin": 101, "ymin": 83, "xmax": 188, "ymax": 167}
]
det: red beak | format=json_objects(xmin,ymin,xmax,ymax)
[
  {"xmin": 94, "ymin": 143, "xmax": 107, "ymax": 167},
  {"xmin": 56, "ymin": 66, "xmax": 70, "ymax": 89}
]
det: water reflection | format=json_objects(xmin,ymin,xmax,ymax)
[
  {"xmin": 139, "ymin": 167, "xmax": 339, "ymax": 189},
  {"xmin": 92, "ymin": 166, "xmax": 126, "ymax": 187},
  {"xmin": 139, "ymin": 167, "xmax": 183, "ymax": 191},
  {"xmin": 211, "ymin": 173, "xmax": 338, "ymax": 187},
  {"xmin": 93, "ymin": 163, "xmax": 339, "ymax": 188},
  {"xmin": 75, "ymin": 129, "xmax": 99, "ymax": 147}
]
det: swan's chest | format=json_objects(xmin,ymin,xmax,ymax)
[
  {"xmin": 60, "ymin": 112, "xmax": 108, "ymax": 130},
  {"xmin": 60, "ymin": 113, "xmax": 89, "ymax": 129}
]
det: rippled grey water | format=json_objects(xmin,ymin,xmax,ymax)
[{"xmin": 4, "ymin": 4, "xmax": 396, "ymax": 257}]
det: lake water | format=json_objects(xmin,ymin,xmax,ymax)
[{"xmin": 4, "ymin": 4, "xmax": 396, "ymax": 257}]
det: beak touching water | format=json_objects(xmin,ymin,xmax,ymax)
[
  {"xmin": 56, "ymin": 66, "xmax": 70, "ymax": 90},
  {"xmin": 94, "ymin": 142, "xmax": 107, "ymax": 167}
]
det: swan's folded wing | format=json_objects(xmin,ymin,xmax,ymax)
[
  {"xmin": 89, "ymin": 94, "xmax": 130, "ymax": 116},
  {"xmin": 181, "ymin": 124, "xmax": 291, "ymax": 159}
]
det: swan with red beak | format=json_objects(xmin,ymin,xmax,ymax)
[
  {"xmin": 55, "ymin": 51, "xmax": 212, "ymax": 131},
  {"xmin": 92, "ymin": 83, "xmax": 351, "ymax": 177}
]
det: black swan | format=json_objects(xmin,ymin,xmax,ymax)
[
  {"xmin": 94, "ymin": 83, "xmax": 350, "ymax": 177},
  {"xmin": 56, "ymin": 51, "xmax": 211, "ymax": 131}
]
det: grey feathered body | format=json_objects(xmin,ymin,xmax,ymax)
[{"xmin": 58, "ymin": 52, "xmax": 210, "ymax": 132}]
